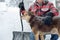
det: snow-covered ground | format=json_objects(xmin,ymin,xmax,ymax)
[{"xmin": 0, "ymin": 2, "xmax": 32, "ymax": 40}]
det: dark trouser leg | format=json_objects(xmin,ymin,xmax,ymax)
[
  {"xmin": 51, "ymin": 34, "xmax": 58, "ymax": 40},
  {"xmin": 30, "ymin": 32, "xmax": 35, "ymax": 40}
]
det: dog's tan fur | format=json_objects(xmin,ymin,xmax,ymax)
[{"xmin": 22, "ymin": 11, "xmax": 60, "ymax": 40}]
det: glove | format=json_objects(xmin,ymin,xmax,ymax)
[
  {"xmin": 43, "ymin": 16, "xmax": 53, "ymax": 25},
  {"xmin": 45, "ymin": 12, "xmax": 54, "ymax": 17},
  {"xmin": 41, "ymin": 12, "xmax": 54, "ymax": 17},
  {"xmin": 18, "ymin": 2, "xmax": 25, "ymax": 11},
  {"xmin": 42, "ymin": 12, "xmax": 54, "ymax": 25}
]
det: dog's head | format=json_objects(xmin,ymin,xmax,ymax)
[{"xmin": 22, "ymin": 11, "xmax": 45, "ymax": 28}]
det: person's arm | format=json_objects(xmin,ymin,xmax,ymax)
[
  {"xmin": 42, "ymin": 3, "xmax": 59, "ymax": 25},
  {"xmin": 49, "ymin": 3, "xmax": 59, "ymax": 16}
]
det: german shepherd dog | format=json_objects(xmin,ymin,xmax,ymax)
[{"xmin": 22, "ymin": 11, "xmax": 60, "ymax": 40}]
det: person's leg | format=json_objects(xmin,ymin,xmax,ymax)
[
  {"xmin": 51, "ymin": 34, "xmax": 58, "ymax": 40},
  {"xmin": 30, "ymin": 32, "xmax": 35, "ymax": 40},
  {"xmin": 44, "ymin": 34, "xmax": 58, "ymax": 40}
]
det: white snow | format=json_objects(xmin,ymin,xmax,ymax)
[{"xmin": 0, "ymin": 3, "xmax": 31, "ymax": 40}]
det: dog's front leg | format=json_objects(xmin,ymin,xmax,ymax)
[
  {"xmin": 35, "ymin": 31, "xmax": 44, "ymax": 40},
  {"xmin": 32, "ymin": 27, "xmax": 39, "ymax": 40},
  {"xmin": 39, "ymin": 31, "xmax": 44, "ymax": 40},
  {"xmin": 35, "ymin": 33, "xmax": 39, "ymax": 40}
]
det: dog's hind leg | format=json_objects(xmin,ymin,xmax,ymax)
[
  {"xmin": 50, "ymin": 27, "xmax": 59, "ymax": 40},
  {"xmin": 51, "ymin": 27, "xmax": 59, "ymax": 34},
  {"xmin": 57, "ymin": 27, "xmax": 60, "ymax": 37}
]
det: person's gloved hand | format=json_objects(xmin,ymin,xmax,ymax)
[
  {"xmin": 18, "ymin": 2, "xmax": 25, "ymax": 11},
  {"xmin": 45, "ymin": 12, "xmax": 54, "ymax": 17},
  {"xmin": 42, "ymin": 12, "xmax": 54, "ymax": 25},
  {"xmin": 41, "ymin": 12, "xmax": 54, "ymax": 17},
  {"xmin": 43, "ymin": 16, "xmax": 53, "ymax": 25}
]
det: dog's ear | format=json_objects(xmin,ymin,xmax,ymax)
[{"xmin": 28, "ymin": 11, "xmax": 35, "ymax": 16}]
